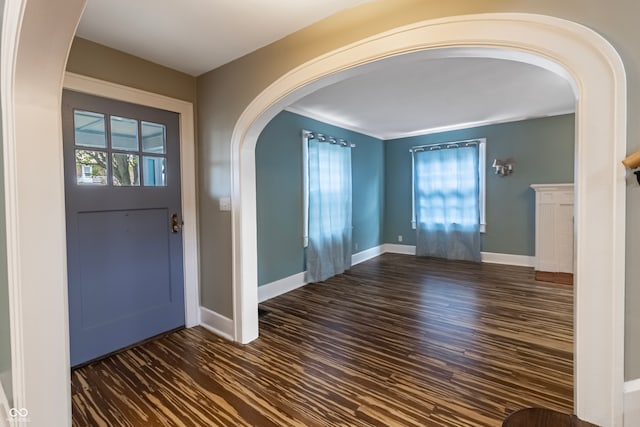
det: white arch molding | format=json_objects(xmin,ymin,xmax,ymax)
[{"xmin": 231, "ymin": 14, "xmax": 627, "ymax": 427}]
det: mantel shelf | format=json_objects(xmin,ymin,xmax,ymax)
[{"xmin": 530, "ymin": 183, "xmax": 574, "ymax": 192}]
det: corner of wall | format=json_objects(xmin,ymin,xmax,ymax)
[
  {"xmin": 624, "ymin": 380, "xmax": 640, "ymax": 427},
  {"xmin": 199, "ymin": 307, "xmax": 234, "ymax": 341}
]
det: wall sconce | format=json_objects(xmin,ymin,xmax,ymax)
[{"xmin": 492, "ymin": 158, "xmax": 515, "ymax": 176}]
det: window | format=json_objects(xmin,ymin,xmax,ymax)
[
  {"xmin": 411, "ymin": 138, "xmax": 486, "ymax": 232},
  {"xmin": 73, "ymin": 110, "xmax": 167, "ymax": 187},
  {"xmin": 302, "ymin": 130, "xmax": 354, "ymax": 246},
  {"xmin": 301, "ymin": 130, "xmax": 354, "ymax": 282}
]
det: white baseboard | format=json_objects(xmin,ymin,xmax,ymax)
[
  {"xmin": 257, "ymin": 245, "xmax": 535, "ymax": 304},
  {"xmin": 352, "ymin": 245, "xmax": 385, "ymax": 265},
  {"xmin": 624, "ymin": 379, "xmax": 640, "ymax": 427},
  {"xmin": 258, "ymin": 271, "xmax": 307, "ymax": 303},
  {"xmin": 257, "ymin": 246, "xmax": 386, "ymax": 303},
  {"xmin": 383, "ymin": 243, "xmax": 417, "ymax": 255},
  {"xmin": 199, "ymin": 307, "xmax": 234, "ymax": 341},
  {"xmin": 383, "ymin": 244, "xmax": 535, "ymax": 267},
  {"xmin": 480, "ymin": 252, "xmax": 535, "ymax": 267}
]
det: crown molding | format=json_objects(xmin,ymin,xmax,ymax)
[{"xmin": 285, "ymin": 105, "xmax": 575, "ymax": 140}]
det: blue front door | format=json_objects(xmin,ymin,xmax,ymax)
[{"xmin": 62, "ymin": 90, "xmax": 185, "ymax": 367}]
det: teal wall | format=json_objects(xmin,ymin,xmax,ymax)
[
  {"xmin": 256, "ymin": 111, "xmax": 384, "ymax": 286},
  {"xmin": 384, "ymin": 114, "xmax": 576, "ymax": 255},
  {"xmin": 257, "ymin": 112, "xmax": 574, "ymax": 286},
  {"xmin": 0, "ymin": 0, "xmax": 13, "ymax": 405}
]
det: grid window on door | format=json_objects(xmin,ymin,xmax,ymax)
[
  {"xmin": 142, "ymin": 121, "xmax": 167, "ymax": 186},
  {"xmin": 73, "ymin": 110, "xmax": 168, "ymax": 187}
]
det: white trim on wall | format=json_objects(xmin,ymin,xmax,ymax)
[
  {"xmin": 1, "ymin": 0, "xmax": 27, "ymax": 417},
  {"xmin": 257, "ymin": 246, "xmax": 384, "ymax": 303},
  {"xmin": 200, "ymin": 307, "xmax": 234, "ymax": 341},
  {"xmin": 624, "ymin": 379, "xmax": 640, "ymax": 427},
  {"xmin": 481, "ymin": 252, "xmax": 536, "ymax": 268},
  {"xmin": 258, "ymin": 272, "xmax": 307, "ymax": 303},
  {"xmin": 285, "ymin": 104, "xmax": 577, "ymax": 141},
  {"xmin": 384, "ymin": 243, "xmax": 417, "ymax": 256},
  {"xmin": 231, "ymin": 14, "xmax": 626, "ymax": 427},
  {"xmin": 351, "ymin": 245, "xmax": 385, "ymax": 265},
  {"xmin": 63, "ymin": 72, "xmax": 201, "ymax": 328},
  {"xmin": 383, "ymin": 244, "xmax": 536, "ymax": 267}
]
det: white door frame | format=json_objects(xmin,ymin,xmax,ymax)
[
  {"xmin": 62, "ymin": 72, "xmax": 200, "ymax": 329},
  {"xmin": 230, "ymin": 14, "xmax": 627, "ymax": 427}
]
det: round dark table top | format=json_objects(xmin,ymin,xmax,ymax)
[{"xmin": 502, "ymin": 408, "xmax": 598, "ymax": 427}]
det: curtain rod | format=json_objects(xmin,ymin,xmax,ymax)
[
  {"xmin": 410, "ymin": 138, "xmax": 480, "ymax": 153},
  {"xmin": 303, "ymin": 130, "xmax": 355, "ymax": 148}
]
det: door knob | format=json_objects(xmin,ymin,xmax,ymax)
[{"xmin": 171, "ymin": 213, "xmax": 182, "ymax": 233}]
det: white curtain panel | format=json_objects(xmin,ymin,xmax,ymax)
[
  {"xmin": 414, "ymin": 145, "xmax": 481, "ymax": 262},
  {"xmin": 306, "ymin": 138, "xmax": 352, "ymax": 282}
]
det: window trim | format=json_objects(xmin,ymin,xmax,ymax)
[{"xmin": 411, "ymin": 138, "xmax": 487, "ymax": 233}]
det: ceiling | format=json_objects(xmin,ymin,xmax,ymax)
[
  {"xmin": 287, "ymin": 53, "xmax": 576, "ymax": 140},
  {"xmin": 76, "ymin": 0, "xmax": 372, "ymax": 76},
  {"xmin": 77, "ymin": 2, "xmax": 576, "ymax": 139}
]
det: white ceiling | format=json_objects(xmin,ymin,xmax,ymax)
[
  {"xmin": 77, "ymin": 2, "xmax": 576, "ymax": 139},
  {"xmin": 76, "ymin": 0, "xmax": 372, "ymax": 76},
  {"xmin": 287, "ymin": 53, "xmax": 576, "ymax": 140}
]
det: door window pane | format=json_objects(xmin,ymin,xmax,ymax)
[
  {"xmin": 142, "ymin": 121, "xmax": 166, "ymax": 154},
  {"xmin": 143, "ymin": 156, "xmax": 167, "ymax": 186},
  {"xmin": 75, "ymin": 150, "xmax": 108, "ymax": 185},
  {"xmin": 112, "ymin": 153, "xmax": 140, "ymax": 186},
  {"xmin": 74, "ymin": 111, "xmax": 107, "ymax": 148},
  {"xmin": 111, "ymin": 116, "xmax": 139, "ymax": 151}
]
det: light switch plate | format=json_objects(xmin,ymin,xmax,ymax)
[{"xmin": 219, "ymin": 197, "xmax": 231, "ymax": 211}]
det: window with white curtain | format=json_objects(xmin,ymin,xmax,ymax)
[
  {"xmin": 410, "ymin": 139, "xmax": 485, "ymax": 262},
  {"xmin": 302, "ymin": 130, "xmax": 353, "ymax": 282},
  {"xmin": 411, "ymin": 138, "xmax": 486, "ymax": 232}
]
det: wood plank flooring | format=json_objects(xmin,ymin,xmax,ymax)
[{"xmin": 71, "ymin": 254, "xmax": 574, "ymax": 426}]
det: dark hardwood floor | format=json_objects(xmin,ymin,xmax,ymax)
[{"xmin": 71, "ymin": 254, "xmax": 574, "ymax": 426}]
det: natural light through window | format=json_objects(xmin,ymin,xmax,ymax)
[
  {"xmin": 411, "ymin": 138, "xmax": 486, "ymax": 232},
  {"xmin": 73, "ymin": 110, "xmax": 168, "ymax": 187}
]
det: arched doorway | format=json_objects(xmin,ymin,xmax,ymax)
[{"xmin": 230, "ymin": 14, "xmax": 626, "ymax": 426}]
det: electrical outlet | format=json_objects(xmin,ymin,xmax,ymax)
[
  {"xmin": 354, "ymin": 242, "xmax": 359, "ymax": 251},
  {"xmin": 398, "ymin": 235, "xmax": 403, "ymax": 242}
]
